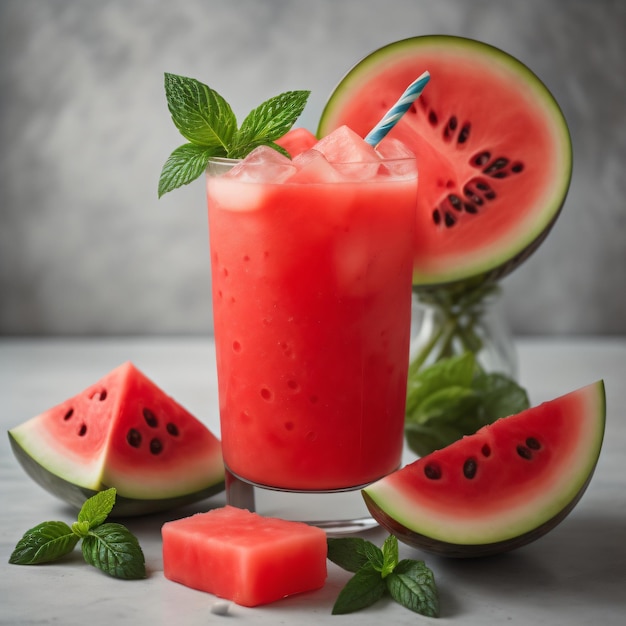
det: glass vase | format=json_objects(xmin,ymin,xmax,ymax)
[{"xmin": 409, "ymin": 283, "xmax": 518, "ymax": 378}]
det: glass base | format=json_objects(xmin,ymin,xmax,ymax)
[{"xmin": 225, "ymin": 468, "xmax": 379, "ymax": 535}]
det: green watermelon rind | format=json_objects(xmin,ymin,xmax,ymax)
[
  {"xmin": 318, "ymin": 35, "xmax": 573, "ymax": 289},
  {"xmin": 363, "ymin": 470, "xmax": 595, "ymax": 558},
  {"xmin": 7, "ymin": 361, "xmax": 227, "ymax": 517},
  {"xmin": 362, "ymin": 380, "xmax": 605, "ymax": 557},
  {"xmin": 9, "ymin": 431, "xmax": 225, "ymax": 517}
]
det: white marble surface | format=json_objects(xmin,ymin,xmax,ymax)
[
  {"xmin": 1, "ymin": 336, "xmax": 625, "ymax": 625},
  {"xmin": 1, "ymin": 0, "xmax": 626, "ymax": 336}
]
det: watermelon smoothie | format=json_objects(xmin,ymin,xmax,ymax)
[{"xmin": 206, "ymin": 129, "xmax": 417, "ymax": 491}]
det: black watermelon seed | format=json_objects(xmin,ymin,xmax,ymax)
[
  {"xmin": 512, "ymin": 162, "xmax": 525, "ymax": 173},
  {"xmin": 526, "ymin": 437, "xmax": 541, "ymax": 450},
  {"xmin": 516, "ymin": 444, "xmax": 533, "ymax": 460},
  {"xmin": 464, "ymin": 203, "xmax": 478, "ymax": 214},
  {"xmin": 433, "ymin": 209, "xmax": 442, "ymax": 225},
  {"xmin": 481, "ymin": 444, "xmax": 491, "ymax": 457},
  {"xmin": 449, "ymin": 194, "xmax": 463, "ymax": 210},
  {"xmin": 472, "ymin": 151, "xmax": 491, "ymax": 167},
  {"xmin": 78, "ymin": 423, "xmax": 87, "ymax": 437},
  {"xmin": 444, "ymin": 211, "xmax": 456, "ymax": 227},
  {"xmin": 484, "ymin": 158, "xmax": 509, "ymax": 176},
  {"xmin": 463, "ymin": 458, "xmax": 478, "ymax": 479},
  {"xmin": 457, "ymin": 123, "xmax": 471, "ymax": 144},
  {"xmin": 127, "ymin": 429, "xmax": 142, "ymax": 448},
  {"xmin": 150, "ymin": 438, "xmax": 163, "ymax": 455},
  {"xmin": 143, "ymin": 408, "xmax": 158, "ymax": 428},
  {"xmin": 463, "ymin": 189, "xmax": 483, "ymax": 205},
  {"xmin": 166, "ymin": 423, "xmax": 179, "ymax": 437},
  {"xmin": 428, "ymin": 110, "xmax": 438, "ymax": 126},
  {"xmin": 443, "ymin": 116, "xmax": 458, "ymax": 140},
  {"xmin": 63, "ymin": 408, "xmax": 74, "ymax": 421},
  {"xmin": 424, "ymin": 464, "xmax": 442, "ymax": 480},
  {"xmin": 485, "ymin": 191, "xmax": 497, "ymax": 200}
]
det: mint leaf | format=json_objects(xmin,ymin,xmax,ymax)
[
  {"xmin": 327, "ymin": 537, "xmax": 372, "ymax": 573},
  {"xmin": 10, "ymin": 489, "xmax": 145, "ymax": 581},
  {"xmin": 158, "ymin": 143, "xmax": 219, "ymax": 198},
  {"xmin": 406, "ymin": 352, "xmax": 474, "ymax": 416},
  {"xmin": 410, "ymin": 385, "xmax": 480, "ymax": 425},
  {"xmin": 386, "ymin": 559, "xmax": 439, "ymax": 617},
  {"xmin": 328, "ymin": 535, "xmax": 440, "ymax": 616},
  {"xmin": 380, "ymin": 535, "xmax": 399, "ymax": 578},
  {"xmin": 160, "ymin": 73, "xmax": 310, "ymax": 196},
  {"xmin": 473, "ymin": 371, "xmax": 530, "ymax": 422},
  {"xmin": 9, "ymin": 521, "xmax": 79, "ymax": 565},
  {"xmin": 71, "ymin": 520, "xmax": 91, "ymax": 538},
  {"xmin": 405, "ymin": 352, "xmax": 530, "ymax": 456},
  {"xmin": 405, "ymin": 419, "xmax": 473, "ymax": 458},
  {"xmin": 78, "ymin": 487, "xmax": 117, "ymax": 529},
  {"xmin": 230, "ymin": 90, "xmax": 310, "ymax": 158},
  {"xmin": 82, "ymin": 523, "xmax": 146, "ymax": 580},
  {"xmin": 164, "ymin": 73, "xmax": 236, "ymax": 150},
  {"xmin": 331, "ymin": 563, "xmax": 387, "ymax": 615}
]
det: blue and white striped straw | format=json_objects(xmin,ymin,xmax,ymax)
[{"xmin": 364, "ymin": 70, "xmax": 431, "ymax": 147}]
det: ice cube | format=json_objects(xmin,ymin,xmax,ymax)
[
  {"xmin": 289, "ymin": 149, "xmax": 344, "ymax": 183},
  {"xmin": 225, "ymin": 146, "xmax": 297, "ymax": 183},
  {"xmin": 314, "ymin": 126, "xmax": 380, "ymax": 165},
  {"xmin": 208, "ymin": 178, "xmax": 265, "ymax": 212},
  {"xmin": 373, "ymin": 137, "xmax": 417, "ymax": 179},
  {"xmin": 375, "ymin": 137, "xmax": 415, "ymax": 160}
]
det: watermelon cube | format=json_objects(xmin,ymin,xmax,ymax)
[{"xmin": 162, "ymin": 506, "xmax": 328, "ymax": 606}]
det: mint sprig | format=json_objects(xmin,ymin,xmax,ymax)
[
  {"xmin": 327, "ymin": 535, "xmax": 439, "ymax": 617},
  {"xmin": 9, "ymin": 488, "xmax": 145, "ymax": 580},
  {"xmin": 405, "ymin": 351, "xmax": 530, "ymax": 457},
  {"xmin": 159, "ymin": 72, "xmax": 310, "ymax": 197}
]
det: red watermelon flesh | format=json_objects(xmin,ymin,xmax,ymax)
[
  {"xmin": 274, "ymin": 127, "xmax": 318, "ymax": 157},
  {"xmin": 162, "ymin": 506, "xmax": 328, "ymax": 606},
  {"xmin": 8, "ymin": 362, "xmax": 225, "ymax": 508},
  {"xmin": 363, "ymin": 380, "xmax": 605, "ymax": 556},
  {"xmin": 318, "ymin": 36, "xmax": 573, "ymax": 287}
]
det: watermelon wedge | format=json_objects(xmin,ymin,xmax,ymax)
[
  {"xmin": 318, "ymin": 35, "xmax": 573, "ymax": 288},
  {"xmin": 8, "ymin": 362, "xmax": 225, "ymax": 516},
  {"xmin": 363, "ymin": 381, "xmax": 605, "ymax": 557}
]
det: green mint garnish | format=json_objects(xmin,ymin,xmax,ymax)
[
  {"xmin": 327, "ymin": 535, "xmax": 439, "ymax": 617},
  {"xmin": 8, "ymin": 520, "xmax": 79, "ymax": 565},
  {"xmin": 158, "ymin": 72, "xmax": 310, "ymax": 197},
  {"xmin": 81, "ymin": 523, "xmax": 146, "ymax": 580},
  {"xmin": 405, "ymin": 351, "xmax": 530, "ymax": 457},
  {"xmin": 9, "ymin": 488, "xmax": 145, "ymax": 580}
]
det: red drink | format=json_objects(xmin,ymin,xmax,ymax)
[{"xmin": 207, "ymin": 130, "xmax": 417, "ymax": 491}]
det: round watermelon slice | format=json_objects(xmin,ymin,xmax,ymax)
[
  {"xmin": 318, "ymin": 35, "xmax": 573, "ymax": 288},
  {"xmin": 8, "ymin": 362, "xmax": 225, "ymax": 516},
  {"xmin": 362, "ymin": 380, "xmax": 605, "ymax": 557}
]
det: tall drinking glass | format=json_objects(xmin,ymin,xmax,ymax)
[{"xmin": 206, "ymin": 153, "xmax": 417, "ymax": 523}]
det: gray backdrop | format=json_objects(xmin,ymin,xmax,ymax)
[{"xmin": 1, "ymin": 0, "xmax": 625, "ymax": 336}]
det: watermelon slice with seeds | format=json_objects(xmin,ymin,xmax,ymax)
[
  {"xmin": 318, "ymin": 35, "xmax": 573, "ymax": 289},
  {"xmin": 8, "ymin": 362, "xmax": 225, "ymax": 516},
  {"xmin": 363, "ymin": 380, "xmax": 606, "ymax": 557}
]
